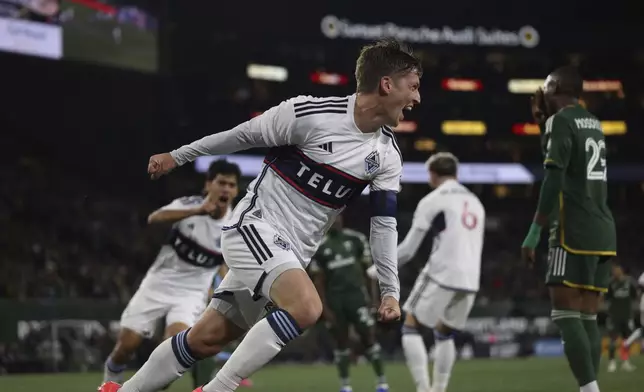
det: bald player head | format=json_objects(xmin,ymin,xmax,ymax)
[
  {"xmin": 543, "ymin": 66, "xmax": 583, "ymax": 116},
  {"xmin": 425, "ymin": 152, "xmax": 459, "ymax": 189}
]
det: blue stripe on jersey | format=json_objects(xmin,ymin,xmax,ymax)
[
  {"xmin": 369, "ymin": 190, "xmax": 397, "ymax": 217},
  {"xmin": 381, "ymin": 127, "xmax": 403, "ymax": 162},
  {"xmin": 265, "ymin": 146, "xmax": 369, "ymax": 210}
]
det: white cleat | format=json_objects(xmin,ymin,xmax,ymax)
[
  {"xmin": 622, "ymin": 360, "xmax": 636, "ymax": 372},
  {"xmin": 607, "ymin": 360, "xmax": 617, "ymax": 373}
]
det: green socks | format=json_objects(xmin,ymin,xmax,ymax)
[
  {"xmin": 335, "ymin": 349, "xmax": 351, "ymax": 386},
  {"xmin": 365, "ymin": 343, "xmax": 386, "ymax": 383},
  {"xmin": 581, "ymin": 313, "xmax": 601, "ymax": 374},
  {"xmin": 192, "ymin": 358, "xmax": 216, "ymax": 389},
  {"xmin": 552, "ymin": 310, "xmax": 596, "ymax": 386}
]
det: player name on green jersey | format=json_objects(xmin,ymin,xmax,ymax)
[
  {"xmin": 310, "ymin": 228, "xmax": 371, "ymax": 294},
  {"xmin": 541, "ymin": 104, "xmax": 617, "ymax": 255}
]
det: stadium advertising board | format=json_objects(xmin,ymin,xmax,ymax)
[{"xmin": 320, "ymin": 15, "xmax": 540, "ymax": 48}]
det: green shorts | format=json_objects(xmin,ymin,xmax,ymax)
[
  {"xmin": 545, "ymin": 247, "xmax": 611, "ymax": 292},
  {"xmin": 326, "ymin": 289, "xmax": 374, "ymax": 337},
  {"xmin": 606, "ymin": 317, "xmax": 634, "ymax": 338}
]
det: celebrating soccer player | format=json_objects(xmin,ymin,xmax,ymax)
[
  {"xmin": 100, "ymin": 38, "xmax": 420, "ymax": 392},
  {"xmin": 100, "ymin": 159, "xmax": 240, "ymax": 390}
]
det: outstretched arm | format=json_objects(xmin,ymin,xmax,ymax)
[
  {"xmin": 170, "ymin": 99, "xmax": 299, "ymax": 166},
  {"xmin": 147, "ymin": 196, "xmax": 209, "ymax": 225}
]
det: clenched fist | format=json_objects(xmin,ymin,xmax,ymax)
[
  {"xmin": 377, "ymin": 295, "xmax": 401, "ymax": 322},
  {"xmin": 148, "ymin": 153, "xmax": 178, "ymax": 180}
]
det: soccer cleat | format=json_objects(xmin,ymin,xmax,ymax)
[
  {"xmin": 192, "ymin": 387, "xmax": 203, "ymax": 392},
  {"xmin": 376, "ymin": 383, "xmax": 389, "ymax": 392},
  {"xmin": 340, "ymin": 386, "xmax": 353, "ymax": 392},
  {"xmin": 622, "ymin": 360, "xmax": 636, "ymax": 372},
  {"xmin": 607, "ymin": 360, "xmax": 617, "ymax": 373},
  {"xmin": 97, "ymin": 382, "xmax": 121, "ymax": 392},
  {"xmin": 240, "ymin": 378, "xmax": 254, "ymax": 387}
]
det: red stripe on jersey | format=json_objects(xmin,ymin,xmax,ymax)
[
  {"xmin": 264, "ymin": 159, "xmax": 338, "ymax": 209},
  {"xmin": 293, "ymin": 148, "xmax": 368, "ymax": 184}
]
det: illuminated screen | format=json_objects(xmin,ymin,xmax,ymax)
[{"xmin": 0, "ymin": 0, "xmax": 157, "ymax": 72}]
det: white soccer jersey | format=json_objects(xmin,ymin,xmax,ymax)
[
  {"xmin": 405, "ymin": 179, "xmax": 485, "ymax": 292},
  {"xmin": 140, "ymin": 196, "xmax": 231, "ymax": 296},
  {"xmin": 171, "ymin": 94, "xmax": 402, "ymax": 298},
  {"xmin": 638, "ymin": 272, "xmax": 644, "ymax": 288}
]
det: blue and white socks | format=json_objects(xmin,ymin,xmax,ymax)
[{"xmin": 203, "ymin": 309, "xmax": 301, "ymax": 392}]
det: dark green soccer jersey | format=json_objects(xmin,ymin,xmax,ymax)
[
  {"xmin": 310, "ymin": 228, "xmax": 371, "ymax": 295},
  {"xmin": 541, "ymin": 104, "xmax": 616, "ymax": 255},
  {"xmin": 606, "ymin": 277, "xmax": 638, "ymax": 321}
]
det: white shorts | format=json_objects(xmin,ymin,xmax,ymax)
[
  {"xmin": 210, "ymin": 217, "xmax": 304, "ymax": 330},
  {"xmin": 120, "ymin": 286, "xmax": 207, "ymax": 338},
  {"xmin": 403, "ymin": 275, "xmax": 476, "ymax": 331}
]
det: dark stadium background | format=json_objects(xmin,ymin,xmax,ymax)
[{"xmin": 0, "ymin": 0, "xmax": 642, "ymax": 390}]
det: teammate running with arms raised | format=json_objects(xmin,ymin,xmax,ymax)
[
  {"xmin": 309, "ymin": 214, "xmax": 388, "ymax": 392},
  {"xmin": 99, "ymin": 38, "xmax": 421, "ymax": 392},
  {"xmin": 375, "ymin": 153, "xmax": 484, "ymax": 392},
  {"xmin": 521, "ymin": 66, "xmax": 617, "ymax": 392},
  {"xmin": 100, "ymin": 159, "xmax": 240, "ymax": 389}
]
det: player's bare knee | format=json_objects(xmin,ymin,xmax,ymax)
[
  {"xmin": 164, "ymin": 322, "xmax": 190, "ymax": 340},
  {"xmin": 111, "ymin": 328, "xmax": 143, "ymax": 361},
  {"xmin": 283, "ymin": 294, "xmax": 323, "ymax": 329},
  {"xmin": 187, "ymin": 309, "xmax": 240, "ymax": 357},
  {"xmin": 271, "ymin": 268, "xmax": 322, "ymax": 328}
]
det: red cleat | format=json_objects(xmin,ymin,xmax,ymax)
[
  {"xmin": 240, "ymin": 379, "xmax": 253, "ymax": 387},
  {"xmin": 191, "ymin": 387, "xmax": 204, "ymax": 392},
  {"xmin": 97, "ymin": 382, "xmax": 121, "ymax": 392}
]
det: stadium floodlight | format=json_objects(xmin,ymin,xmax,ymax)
[
  {"xmin": 246, "ymin": 63, "xmax": 288, "ymax": 82},
  {"xmin": 441, "ymin": 121, "xmax": 486, "ymax": 135},
  {"xmin": 441, "ymin": 78, "xmax": 483, "ymax": 91}
]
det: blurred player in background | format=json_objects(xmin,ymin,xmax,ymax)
[
  {"xmin": 309, "ymin": 214, "xmax": 387, "ymax": 392},
  {"xmin": 623, "ymin": 271, "xmax": 644, "ymax": 351},
  {"xmin": 103, "ymin": 38, "xmax": 418, "ymax": 392},
  {"xmin": 389, "ymin": 153, "xmax": 484, "ymax": 392},
  {"xmin": 605, "ymin": 263, "xmax": 639, "ymax": 372},
  {"xmin": 521, "ymin": 66, "xmax": 617, "ymax": 392},
  {"xmin": 99, "ymin": 159, "xmax": 240, "ymax": 389}
]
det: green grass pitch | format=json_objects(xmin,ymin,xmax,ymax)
[{"xmin": 0, "ymin": 357, "xmax": 641, "ymax": 392}]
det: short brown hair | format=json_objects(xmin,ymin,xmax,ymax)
[
  {"xmin": 355, "ymin": 38, "xmax": 422, "ymax": 93},
  {"xmin": 426, "ymin": 152, "xmax": 458, "ymax": 177}
]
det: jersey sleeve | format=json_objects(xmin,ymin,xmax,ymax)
[
  {"xmin": 170, "ymin": 97, "xmax": 310, "ymax": 166},
  {"xmin": 159, "ymin": 196, "xmax": 203, "ymax": 211},
  {"xmin": 369, "ymin": 154, "xmax": 402, "ymax": 219},
  {"xmin": 410, "ymin": 194, "xmax": 439, "ymax": 231},
  {"xmin": 638, "ymin": 273, "xmax": 644, "ymax": 288},
  {"xmin": 543, "ymin": 114, "xmax": 573, "ymax": 170}
]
